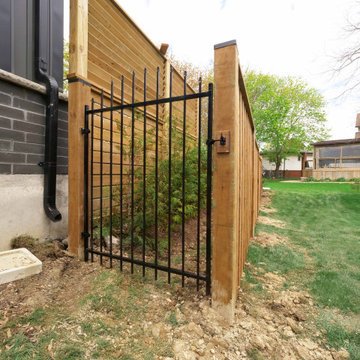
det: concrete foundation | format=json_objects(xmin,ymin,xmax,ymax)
[{"xmin": 0, "ymin": 174, "xmax": 68, "ymax": 251}]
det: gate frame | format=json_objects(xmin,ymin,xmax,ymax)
[{"xmin": 82, "ymin": 74, "xmax": 214, "ymax": 294}]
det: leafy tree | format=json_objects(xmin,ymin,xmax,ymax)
[{"xmin": 244, "ymin": 70, "xmax": 329, "ymax": 177}]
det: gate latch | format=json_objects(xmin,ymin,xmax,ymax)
[
  {"xmin": 207, "ymin": 134, "xmax": 226, "ymax": 146},
  {"xmin": 207, "ymin": 130, "xmax": 230, "ymax": 153}
]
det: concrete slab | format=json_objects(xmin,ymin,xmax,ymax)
[{"xmin": 0, "ymin": 248, "xmax": 42, "ymax": 285}]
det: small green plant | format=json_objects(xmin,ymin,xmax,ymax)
[
  {"xmin": 335, "ymin": 177, "xmax": 346, "ymax": 182},
  {"xmin": 167, "ymin": 310, "xmax": 179, "ymax": 327},
  {"xmin": 304, "ymin": 177, "xmax": 317, "ymax": 182}
]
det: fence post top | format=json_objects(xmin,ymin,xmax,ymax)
[{"xmin": 214, "ymin": 40, "xmax": 237, "ymax": 50}]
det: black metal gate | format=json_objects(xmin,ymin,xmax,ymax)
[{"xmin": 82, "ymin": 67, "xmax": 213, "ymax": 294}]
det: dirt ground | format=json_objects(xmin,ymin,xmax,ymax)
[{"xmin": 0, "ymin": 193, "xmax": 350, "ymax": 360}]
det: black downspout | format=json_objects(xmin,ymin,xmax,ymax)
[{"xmin": 35, "ymin": 0, "xmax": 62, "ymax": 222}]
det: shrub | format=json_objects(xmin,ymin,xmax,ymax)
[{"xmin": 335, "ymin": 177, "xmax": 346, "ymax": 182}]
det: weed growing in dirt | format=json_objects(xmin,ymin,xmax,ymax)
[{"xmin": 167, "ymin": 310, "xmax": 179, "ymax": 327}]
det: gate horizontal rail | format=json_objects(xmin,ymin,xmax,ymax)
[
  {"xmin": 85, "ymin": 91, "xmax": 212, "ymax": 115},
  {"xmin": 87, "ymin": 249, "xmax": 207, "ymax": 281},
  {"xmin": 83, "ymin": 66, "xmax": 213, "ymax": 294}
]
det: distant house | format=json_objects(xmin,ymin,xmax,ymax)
[
  {"xmin": 312, "ymin": 140, "xmax": 360, "ymax": 180},
  {"xmin": 311, "ymin": 116, "xmax": 360, "ymax": 180},
  {"xmin": 262, "ymin": 151, "xmax": 313, "ymax": 178}
]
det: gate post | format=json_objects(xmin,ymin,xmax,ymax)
[
  {"xmin": 212, "ymin": 40, "xmax": 241, "ymax": 321},
  {"xmin": 67, "ymin": 0, "xmax": 90, "ymax": 258}
]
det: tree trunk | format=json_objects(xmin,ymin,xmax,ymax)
[
  {"xmin": 274, "ymin": 157, "xmax": 282, "ymax": 178},
  {"xmin": 274, "ymin": 164, "xmax": 280, "ymax": 178}
]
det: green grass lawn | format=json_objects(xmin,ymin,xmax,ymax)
[
  {"xmin": 264, "ymin": 179, "xmax": 359, "ymax": 193},
  {"xmin": 251, "ymin": 180, "xmax": 360, "ymax": 358}
]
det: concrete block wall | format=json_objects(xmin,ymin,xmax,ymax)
[
  {"xmin": 0, "ymin": 76, "xmax": 68, "ymax": 250},
  {"xmin": 0, "ymin": 79, "xmax": 68, "ymax": 174}
]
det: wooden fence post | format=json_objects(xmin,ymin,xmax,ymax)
[
  {"xmin": 212, "ymin": 40, "xmax": 262, "ymax": 321},
  {"xmin": 67, "ymin": 0, "xmax": 90, "ymax": 258},
  {"xmin": 212, "ymin": 40, "xmax": 241, "ymax": 321}
]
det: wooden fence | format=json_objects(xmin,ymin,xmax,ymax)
[
  {"xmin": 212, "ymin": 40, "xmax": 262, "ymax": 320},
  {"xmin": 67, "ymin": 0, "xmax": 198, "ymax": 256}
]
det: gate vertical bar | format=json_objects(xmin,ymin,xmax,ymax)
[
  {"xmin": 109, "ymin": 81, "xmax": 114, "ymax": 268},
  {"xmin": 90, "ymin": 98, "xmax": 94, "ymax": 262},
  {"xmin": 206, "ymin": 83, "xmax": 213, "ymax": 296},
  {"xmin": 120, "ymin": 76, "xmax": 124, "ymax": 271},
  {"xmin": 181, "ymin": 71, "xmax": 187, "ymax": 287},
  {"xmin": 154, "ymin": 67, "xmax": 159, "ymax": 280},
  {"xmin": 167, "ymin": 66, "xmax": 173, "ymax": 284},
  {"xmin": 131, "ymin": 72, "xmax": 135, "ymax": 274},
  {"xmin": 100, "ymin": 90, "xmax": 104, "ymax": 266},
  {"xmin": 143, "ymin": 68, "xmax": 147, "ymax": 276},
  {"xmin": 196, "ymin": 78, "xmax": 202, "ymax": 291},
  {"xmin": 83, "ymin": 105, "xmax": 89, "ymax": 261}
]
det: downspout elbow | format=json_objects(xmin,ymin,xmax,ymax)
[{"xmin": 44, "ymin": 199, "xmax": 62, "ymax": 222}]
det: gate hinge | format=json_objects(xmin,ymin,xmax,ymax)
[
  {"xmin": 206, "ymin": 133, "xmax": 226, "ymax": 146},
  {"xmin": 81, "ymin": 232, "xmax": 90, "ymax": 239},
  {"xmin": 81, "ymin": 128, "xmax": 90, "ymax": 135}
]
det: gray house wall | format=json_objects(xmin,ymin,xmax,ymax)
[
  {"xmin": 0, "ymin": 73, "xmax": 68, "ymax": 250},
  {"xmin": 0, "ymin": 0, "xmax": 64, "ymax": 91},
  {"xmin": 0, "ymin": 78, "xmax": 68, "ymax": 174}
]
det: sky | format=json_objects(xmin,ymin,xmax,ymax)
[{"xmin": 64, "ymin": 0, "xmax": 360, "ymax": 140}]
